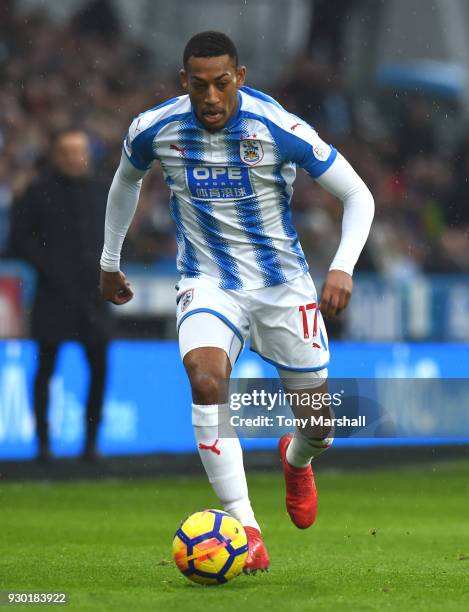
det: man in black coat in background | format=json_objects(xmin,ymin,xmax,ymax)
[{"xmin": 9, "ymin": 128, "xmax": 113, "ymax": 461}]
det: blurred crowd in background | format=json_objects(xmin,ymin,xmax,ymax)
[{"xmin": 1, "ymin": 0, "xmax": 469, "ymax": 280}]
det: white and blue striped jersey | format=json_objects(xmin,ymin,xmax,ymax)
[{"xmin": 123, "ymin": 86, "xmax": 337, "ymax": 290}]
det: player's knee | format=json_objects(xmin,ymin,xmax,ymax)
[
  {"xmin": 190, "ymin": 372, "xmax": 222, "ymax": 404},
  {"xmin": 184, "ymin": 349, "xmax": 230, "ymax": 404},
  {"xmin": 188, "ymin": 367, "xmax": 225, "ymax": 404}
]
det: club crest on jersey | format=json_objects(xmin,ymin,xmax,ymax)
[
  {"xmin": 180, "ymin": 289, "xmax": 194, "ymax": 312},
  {"xmin": 240, "ymin": 139, "xmax": 263, "ymax": 165}
]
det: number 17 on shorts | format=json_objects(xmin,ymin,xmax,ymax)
[{"xmin": 298, "ymin": 302, "xmax": 322, "ymax": 349}]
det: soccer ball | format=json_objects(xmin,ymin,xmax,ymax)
[{"xmin": 172, "ymin": 509, "xmax": 248, "ymax": 585}]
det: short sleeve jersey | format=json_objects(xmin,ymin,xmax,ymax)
[{"xmin": 124, "ymin": 86, "xmax": 337, "ymax": 290}]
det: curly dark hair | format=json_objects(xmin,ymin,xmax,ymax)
[{"xmin": 183, "ymin": 31, "xmax": 238, "ymax": 68}]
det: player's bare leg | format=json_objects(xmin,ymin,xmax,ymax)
[
  {"xmin": 279, "ymin": 378, "xmax": 333, "ymax": 529},
  {"xmin": 184, "ymin": 346, "xmax": 269, "ymax": 572}
]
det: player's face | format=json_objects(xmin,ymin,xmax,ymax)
[
  {"xmin": 181, "ymin": 55, "xmax": 246, "ymax": 131},
  {"xmin": 51, "ymin": 132, "xmax": 91, "ymax": 178}
]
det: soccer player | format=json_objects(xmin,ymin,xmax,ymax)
[{"xmin": 99, "ymin": 32, "xmax": 374, "ymax": 572}]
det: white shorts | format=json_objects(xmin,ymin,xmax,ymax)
[{"xmin": 176, "ymin": 273, "xmax": 329, "ymax": 376}]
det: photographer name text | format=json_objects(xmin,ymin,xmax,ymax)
[{"xmin": 230, "ymin": 415, "xmax": 366, "ymax": 428}]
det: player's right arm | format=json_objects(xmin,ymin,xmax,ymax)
[
  {"xmin": 99, "ymin": 153, "xmax": 147, "ymax": 304},
  {"xmin": 100, "ymin": 118, "xmax": 154, "ymax": 305}
]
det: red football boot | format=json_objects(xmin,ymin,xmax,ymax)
[
  {"xmin": 243, "ymin": 527, "xmax": 270, "ymax": 574},
  {"xmin": 278, "ymin": 433, "xmax": 318, "ymax": 529}
]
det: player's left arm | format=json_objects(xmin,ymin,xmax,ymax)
[
  {"xmin": 315, "ymin": 152, "xmax": 374, "ymax": 318},
  {"xmin": 271, "ymin": 114, "xmax": 374, "ymax": 318}
]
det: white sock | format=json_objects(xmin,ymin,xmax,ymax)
[
  {"xmin": 192, "ymin": 403, "xmax": 260, "ymax": 531},
  {"xmin": 286, "ymin": 430, "xmax": 333, "ymax": 468}
]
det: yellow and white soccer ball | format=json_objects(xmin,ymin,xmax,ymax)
[{"xmin": 172, "ymin": 509, "xmax": 248, "ymax": 585}]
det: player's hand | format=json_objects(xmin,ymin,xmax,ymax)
[
  {"xmin": 319, "ymin": 270, "xmax": 352, "ymax": 319},
  {"xmin": 99, "ymin": 269, "xmax": 134, "ymax": 305}
]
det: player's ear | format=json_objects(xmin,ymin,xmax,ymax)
[
  {"xmin": 237, "ymin": 66, "xmax": 246, "ymax": 88},
  {"xmin": 180, "ymin": 69, "xmax": 188, "ymax": 91}
]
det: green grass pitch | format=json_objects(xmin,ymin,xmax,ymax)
[{"xmin": 1, "ymin": 461, "xmax": 468, "ymax": 611}]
